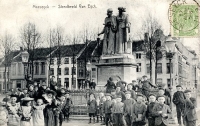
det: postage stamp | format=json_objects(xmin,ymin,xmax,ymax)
[{"xmin": 170, "ymin": 4, "xmax": 199, "ymax": 37}]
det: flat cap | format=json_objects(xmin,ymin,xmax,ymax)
[
  {"xmin": 184, "ymin": 89, "xmax": 191, "ymax": 93},
  {"xmin": 107, "ymin": 8, "xmax": 113, "ymax": 12},
  {"xmin": 105, "ymin": 93, "xmax": 111, "ymax": 96},
  {"xmin": 137, "ymin": 93, "xmax": 144, "ymax": 97},
  {"xmin": 176, "ymin": 85, "xmax": 182, "ymax": 88},
  {"xmin": 142, "ymin": 75, "xmax": 147, "ymax": 77},
  {"xmin": 157, "ymin": 95, "xmax": 166, "ymax": 98},
  {"xmin": 148, "ymin": 93, "xmax": 156, "ymax": 97}
]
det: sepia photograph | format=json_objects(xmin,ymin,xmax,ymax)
[{"xmin": 0, "ymin": 0, "xmax": 200, "ymax": 126}]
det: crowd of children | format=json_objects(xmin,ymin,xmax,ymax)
[
  {"xmin": 87, "ymin": 83, "xmax": 197, "ymax": 126},
  {"xmin": 0, "ymin": 84, "xmax": 72, "ymax": 126}
]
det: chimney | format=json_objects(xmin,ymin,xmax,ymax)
[{"xmin": 20, "ymin": 47, "xmax": 23, "ymax": 51}]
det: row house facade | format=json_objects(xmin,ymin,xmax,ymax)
[{"xmin": 132, "ymin": 33, "xmax": 200, "ymax": 96}]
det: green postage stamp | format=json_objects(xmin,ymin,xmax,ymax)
[{"xmin": 171, "ymin": 4, "xmax": 199, "ymax": 37}]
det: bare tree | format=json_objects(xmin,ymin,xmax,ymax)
[
  {"xmin": 0, "ymin": 33, "xmax": 16, "ymax": 92},
  {"xmin": 135, "ymin": 13, "xmax": 163, "ymax": 84},
  {"xmin": 20, "ymin": 22, "xmax": 41, "ymax": 79}
]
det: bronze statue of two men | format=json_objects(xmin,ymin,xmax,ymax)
[{"xmin": 98, "ymin": 7, "xmax": 131, "ymax": 55}]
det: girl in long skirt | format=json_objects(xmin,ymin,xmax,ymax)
[
  {"xmin": 32, "ymin": 98, "xmax": 46, "ymax": 126},
  {"xmin": 20, "ymin": 97, "xmax": 34, "ymax": 126}
]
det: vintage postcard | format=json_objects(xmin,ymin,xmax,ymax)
[{"xmin": 0, "ymin": 0, "xmax": 200, "ymax": 126}]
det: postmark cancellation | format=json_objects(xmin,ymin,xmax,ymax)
[{"xmin": 170, "ymin": 3, "xmax": 199, "ymax": 37}]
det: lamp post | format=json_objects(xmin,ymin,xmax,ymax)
[
  {"xmin": 86, "ymin": 60, "xmax": 91, "ymax": 89},
  {"xmin": 192, "ymin": 55, "xmax": 198, "ymax": 99},
  {"xmin": 161, "ymin": 35, "xmax": 176, "ymax": 124},
  {"xmin": 21, "ymin": 50, "xmax": 29, "ymax": 87}
]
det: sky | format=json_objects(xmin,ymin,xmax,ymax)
[{"xmin": 0, "ymin": 0, "xmax": 199, "ymax": 57}]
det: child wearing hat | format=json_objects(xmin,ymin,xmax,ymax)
[
  {"xmin": 63, "ymin": 92, "xmax": 72, "ymax": 122},
  {"xmin": 146, "ymin": 93, "xmax": 157, "ymax": 126},
  {"xmin": 183, "ymin": 90, "xmax": 197, "ymax": 126},
  {"xmin": 55, "ymin": 92, "xmax": 67, "ymax": 126},
  {"xmin": 7, "ymin": 94, "xmax": 21, "ymax": 126},
  {"xmin": 131, "ymin": 94, "xmax": 147, "ymax": 126},
  {"xmin": 87, "ymin": 93, "xmax": 97, "ymax": 124},
  {"xmin": 152, "ymin": 95, "xmax": 171, "ymax": 126},
  {"xmin": 157, "ymin": 88, "xmax": 171, "ymax": 107},
  {"xmin": 99, "ymin": 96, "xmax": 106, "ymax": 124},
  {"xmin": 0, "ymin": 102, "xmax": 8, "ymax": 126},
  {"xmin": 103, "ymin": 93, "xmax": 113, "ymax": 126},
  {"xmin": 127, "ymin": 83, "xmax": 136, "ymax": 100},
  {"xmin": 123, "ymin": 91, "xmax": 136, "ymax": 126},
  {"xmin": 112, "ymin": 95, "xmax": 124, "ymax": 126},
  {"xmin": 172, "ymin": 85, "xmax": 185, "ymax": 126},
  {"xmin": 20, "ymin": 97, "xmax": 34, "ymax": 126}
]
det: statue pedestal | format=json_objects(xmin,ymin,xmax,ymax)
[{"xmin": 96, "ymin": 54, "xmax": 138, "ymax": 89}]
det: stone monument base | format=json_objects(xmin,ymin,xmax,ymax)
[{"xmin": 96, "ymin": 54, "xmax": 137, "ymax": 89}]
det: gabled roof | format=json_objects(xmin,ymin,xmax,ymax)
[
  {"xmin": 12, "ymin": 47, "xmax": 58, "ymax": 62},
  {"xmin": 91, "ymin": 40, "xmax": 103, "ymax": 57},
  {"xmin": 78, "ymin": 41, "xmax": 99, "ymax": 60},
  {"xmin": 0, "ymin": 50, "xmax": 21, "ymax": 66},
  {"xmin": 51, "ymin": 44, "xmax": 85, "ymax": 57}
]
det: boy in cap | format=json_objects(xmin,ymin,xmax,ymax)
[
  {"xmin": 112, "ymin": 95, "xmax": 124, "ymax": 126},
  {"xmin": 152, "ymin": 95, "xmax": 171, "ymax": 126},
  {"xmin": 172, "ymin": 85, "xmax": 185, "ymax": 126},
  {"xmin": 115, "ymin": 86, "xmax": 126, "ymax": 102},
  {"xmin": 157, "ymin": 88, "xmax": 171, "ymax": 107},
  {"xmin": 64, "ymin": 92, "xmax": 72, "ymax": 122},
  {"xmin": 141, "ymin": 75, "xmax": 157, "ymax": 97},
  {"xmin": 127, "ymin": 83, "xmax": 136, "ymax": 100},
  {"xmin": 123, "ymin": 91, "xmax": 136, "ymax": 126},
  {"xmin": 87, "ymin": 93, "xmax": 97, "ymax": 124},
  {"xmin": 183, "ymin": 90, "xmax": 197, "ymax": 126},
  {"xmin": 131, "ymin": 93, "xmax": 147, "ymax": 126},
  {"xmin": 146, "ymin": 93, "xmax": 157, "ymax": 126},
  {"xmin": 56, "ymin": 92, "xmax": 67, "ymax": 126},
  {"xmin": 103, "ymin": 93, "xmax": 113, "ymax": 126}
]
